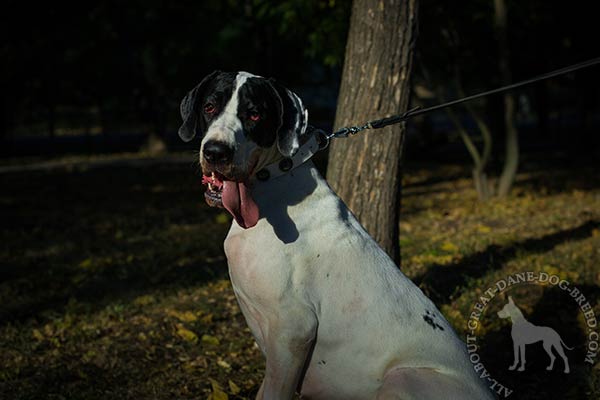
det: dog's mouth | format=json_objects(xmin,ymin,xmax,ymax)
[
  {"xmin": 201, "ymin": 171, "xmax": 259, "ymax": 229},
  {"xmin": 202, "ymin": 172, "xmax": 226, "ymax": 207}
]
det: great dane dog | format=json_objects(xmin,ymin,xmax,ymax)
[{"xmin": 178, "ymin": 71, "xmax": 495, "ymax": 400}]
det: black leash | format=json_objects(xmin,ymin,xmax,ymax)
[{"xmin": 318, "ymin": 56, "xmax": 600, "ymax": 147}]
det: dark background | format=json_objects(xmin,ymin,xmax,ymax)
[{"xmin": 2, "ymin": 0, "xmax": 599, "ymax": 161}]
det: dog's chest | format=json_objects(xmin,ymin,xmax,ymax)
[{"xmin": 224, "ymin": 223, "xmax": 292, "ymax": 303}]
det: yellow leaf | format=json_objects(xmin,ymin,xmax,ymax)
[
  {"xmin": 477, "ymin": 224, "xmax": 491, "ymax": 233},
  {"xmin": 201, "ymin": 334, "xmax": 220, "ymax": 346},
  {"xmin": 215, "ymin": 213, "xmax": 230, "ymax": 225},
  {"xmin": 217, "ymin": 359, "xmax": 231, "ymax": 369},
  {"xmin": 168, "ymin": 310, "xmax": 197, "ymax": 322},
  {"xmin": 592, "ymin": 228, "xmax": 600, "ymax": 238},
  {"xmin": 78, "ymin": 258, "xmax": 93, "ymax": 269},
  {"xmin": 399, "ymin": 222, "xmax": 413, "ymax": 232},
  {"xmin": 440, "ymin": 241, "xmax": 459, "ymax": 253},
  {"xmin": 176, "ymin": 327, "xmax": 198, "ymax": 343},
  {"xmin": 208, "ymin": 379, "xmax": 229, "ymax": 400},
  {"xmin": 201, "ymin": 313, "xmax": 214, "ymax": 324},
  {"xmin": 32, "ymin": 329, "xmax": 44, "ymax": 341},
  {"xmin": 410, "ymin": 254, "xmax": 454, "ymax": 267},
  {"xmin": 133, "ymin": 295, "xmax": 154, "ymax": 306},
  {"xmin": 228, "ymin": 380, "xmax": 241, "ymax": 394}
]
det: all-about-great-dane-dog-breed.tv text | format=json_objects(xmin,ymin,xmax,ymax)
[{"xmin": 178, "ymin": 70, "xmax": 496, "ymax": 400}]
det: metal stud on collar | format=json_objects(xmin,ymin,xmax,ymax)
[
  {"xmin": 278, "ymin": 158, "xmax": 293, "ymax": 172},
  {"xmin": 256, "ymin": 169, "xmax": 270, "ymax": 181},
  {"xmin": 252, "ymin": 133, "xmax": 320, "ymax": 183}
]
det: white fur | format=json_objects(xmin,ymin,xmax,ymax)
[{"xmin": 223, "ymin": 161, "xmax": 496, "ymax": 400}]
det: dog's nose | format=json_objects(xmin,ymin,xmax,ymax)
[{"xmin": 203, "ymin": 141, "xmax": 233, "ymax": 164}]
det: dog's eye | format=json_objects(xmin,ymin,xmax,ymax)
[
  {"xmin": 204, "ymin": 103, "xmax": 216, "ymax": 114},
  {"xmin": 249, "ymin": 112, "xmax": 261, "ymax": 122}
]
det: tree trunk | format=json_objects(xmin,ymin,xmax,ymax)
[
  {"xmin": 327, "ymin": 0, "xmax": 418, "ymax": 264},
  {"xmin": 494, "ymin": 0, "xmax": 519, "ymax": 197},
  {"xmin": 444, "ymin": 107, "xmax": 492, "ymax": 200}
]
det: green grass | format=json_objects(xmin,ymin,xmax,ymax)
[{"xmin": 1, "ymin": 156, "xmax": 598, "ymax": 399}]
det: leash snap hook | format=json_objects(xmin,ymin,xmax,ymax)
[{"xmin": 333, "ymin": 127, "xmax": 352, "ymax": 138}]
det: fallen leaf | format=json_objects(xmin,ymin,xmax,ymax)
[
  {"xmin": 168, "ymin": 310, "xmax": 197, "ymax": 322},
  {"xmin": 176, "ymin": 327, "xmax": 198, "ymax": 343},
  {"xmin": 208, "ymin": 378, "xmax": 229, "ymax": 400},
  {"xmin": 228, "ymin": 380, "xmax": 241, "ymax": 394},
  {"xmin": 201, "ymin": 313, "xmax": 214, "ymax": 324},
  {"xmin": 477, "ymin": 224, "xmax": 491, "ymax": 233},
  {"xmin": 216, "ymin": 213, "xmax": 230, "ymax": 225},
  {"xmin": 32, "ymin": 329, "xmax": 44, "ymax": 341},
  {"xmin": 440, "ymin": 241, "xmax": 459, "ymax": 253},
  {"xmin": 202, "ymin": 334, "xmax": 220, "ymax": 346},
  {"xmin": 133, "ymin": 295, "xmax": 155, "ymax": 306}
]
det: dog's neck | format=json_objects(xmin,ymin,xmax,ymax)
[
  {"xmin": 237, "ymin": 160, "xmax": 347, "ymax": 243},
  {"xmin": 251, "ymin": 133, "xmax": 321, "ymax": 184},
  {"xmin": 251, "ymin": 160, "xmax": 325, "ymax": 213}
]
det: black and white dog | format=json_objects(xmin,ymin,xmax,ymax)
[{"xmin": 179, "ymin": 71, "xmax": 495, "ymax": 400}]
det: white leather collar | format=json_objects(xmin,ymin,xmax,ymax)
[{"xmin": 254, "ymin": 133, "xmax": 322, "ymax": 182}]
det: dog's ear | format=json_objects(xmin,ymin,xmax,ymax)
[
  {"xmin": 267, "ymin": 78, "xmax": 308, "ymax": 157},
  {"xmin": 178, "ymin": 70, "xmax": 221, "ymax": 142}
]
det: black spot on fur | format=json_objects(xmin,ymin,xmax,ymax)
[{"xmin": 423, "ymin": 311, "xmax": 445, "ymax": 331}]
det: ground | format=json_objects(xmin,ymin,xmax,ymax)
[{"xmin": 0, "ymin": 154, "xmax": 598, "ymax": 399}]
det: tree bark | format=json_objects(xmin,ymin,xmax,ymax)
[
  {"xmin": 494, "ymin": 0, "xmax": 519, "ymax": 197},
  {"xmin": 327, "ymin": 0, "xmax": 418, "ymax": 264}
]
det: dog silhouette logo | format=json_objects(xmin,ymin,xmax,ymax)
[{"xmin": 497, "ymin": 296, "xmax": 573, "ymax": 373}]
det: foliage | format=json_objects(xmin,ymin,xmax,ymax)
[
  {"xmin": 415, "ymin": 0, "xmax": 600, "ymax": 198},
  {"xmin": 2, "ymin": 1, "xmax": 351, "ymax": 139},
  {"xmin": 252, "ymin": 0, "xmax": 351, "ymax": 67}
]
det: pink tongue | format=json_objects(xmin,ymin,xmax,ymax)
[{"xmin": 222, "ymin": 181, "xmax": 260, "ymax": 229}]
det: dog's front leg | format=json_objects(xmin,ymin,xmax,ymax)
[{"xmin": 257, "ymin": 311, "xmax": 317, "ymax": 400}]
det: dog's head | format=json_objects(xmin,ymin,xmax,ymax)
[
  {"xmin": 497, "ymin": 296, "xmax": 517, "ymax": 319},
  {"xmin": 178, "ymin": 71, "xmax": 308, "ymax": 228}
]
